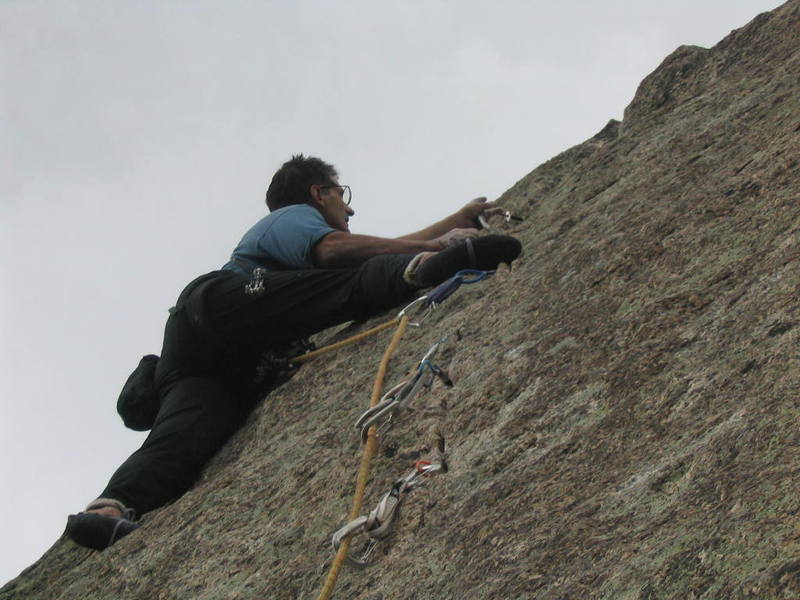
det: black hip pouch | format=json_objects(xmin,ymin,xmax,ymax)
[{"xmin": 116, "ymin": 354, "xmax": 160, "ymax": 431}]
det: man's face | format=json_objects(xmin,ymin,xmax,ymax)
[{"xmin": 312, "ymin": 180, "xmax": 354, "ymax": 232}]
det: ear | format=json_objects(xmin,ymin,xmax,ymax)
[{"xmin": 308, "ymin": 184, "xmax": 324, "ymax": 209}]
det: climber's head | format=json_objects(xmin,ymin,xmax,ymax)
[
  {"xmin": 265, "ymin": 154, "xmax": 354, "ymax": 232},
  {"xmin": 265, "ymin": 154, "xmax": 338, "ymax": 211}
]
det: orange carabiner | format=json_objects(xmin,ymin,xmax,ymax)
[{"xmin": 414, "ymin": 460, "xmax": 432, "ymax": 473}]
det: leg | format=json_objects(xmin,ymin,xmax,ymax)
[
  {"xmin": 201, "ymin": 254, "xmax": 418, "ymax": 351},
  {"xmin": 67, "ymin": 258, "xmax": 413, "ymax": 549},
  {"xmin": 201, "ymin": 236, "xmax": 522, "ymax": 352},
  {"xmin": 67, "ymin": 298, "xmax": 251, "ymax": 550},
  {"xmin": 99, "ymin": 375, "xmax": 246, "ymax": 515}
]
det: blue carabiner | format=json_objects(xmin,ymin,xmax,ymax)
[
  {"xmin": 419, "ymin": 359, "xmax": 453, "ymax": 387},
  {"xmin": 424, "ymin": 270, "xmax": 493, "ymax": 306},
  {"xmin": 454, "ymin": 269, "xmax": 493, "ymax": 284}
]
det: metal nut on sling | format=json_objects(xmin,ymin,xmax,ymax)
[{"xmin": 245, "ymin": 267, "xmax": 267, "ymax": 296}]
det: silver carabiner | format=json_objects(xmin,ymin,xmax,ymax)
[
  {"xmin": 331, "ymin": 516, "xmax": 368, "ymax": 552},
  {"xmin": 355, "ymin": 364, "xmax": 438, "ymax": 442},
  {"xmin": 331, "ymin": 516, "xmax": 379, "ymax": 569},
  {"xmin": 397, "ymin": 295, "xmax": 428, "ymax": 318}
]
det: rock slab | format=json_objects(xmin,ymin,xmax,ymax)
[{"xmin": 3, "ymin": 2, "xmax": 800, "ymax": 598}]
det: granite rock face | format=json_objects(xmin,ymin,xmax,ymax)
[{"xmin": 3, "ymin": 2, "xmax": 800, "ymax": 599}]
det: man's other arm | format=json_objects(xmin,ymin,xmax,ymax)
[{"xmin": 312, "ymin": 232, "xmax": 440, "ymax": 269}]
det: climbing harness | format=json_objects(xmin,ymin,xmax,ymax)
[
  {"xmin": 355, "ymin": 333, "xmax": 456, "ymax": 443},
  {"xmin": 253, "ymin": 338, "xmax": 316, "ymax": 383},
  {"xmin": 332, "ymin": 447, "xmax": 448, "ymax": 568}
]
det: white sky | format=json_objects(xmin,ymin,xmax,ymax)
[{"xmin": 0, "ymin": 0, "xmax": 785, "ymax": 584}]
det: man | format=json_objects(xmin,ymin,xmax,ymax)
[{"xmin": 66, "ymin": 155, "xmax": 521, "ymax": 550}]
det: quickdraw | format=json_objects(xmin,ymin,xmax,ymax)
[
  {"xmin": 355, "ymin": 334, "xmax": 456, "ymax": 443},
  {"xmin": 332, "ymin": 443, "xmax": 448, "ymax": 568},
  {"xmin": 425, "ymin": 269, "xmax": 492, "ymax": 307}
]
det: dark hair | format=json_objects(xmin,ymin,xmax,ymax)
[{"xmin": 265, "ymin": 154, "xmax": 338, "ymax": 211}]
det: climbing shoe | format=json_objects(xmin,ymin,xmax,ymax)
[
  {"xmin": 414, "ymin": 234, "xmax": 522, "ymax": 288},
  {"xmin": 66, "ymin": 509, "xmax": 140, "ymax": 551}
]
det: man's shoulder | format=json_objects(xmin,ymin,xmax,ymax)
[
  {"xmin": 271, "ymin": 203, "xmax": 322, "ymax": 220},
  {"xmin": 226, "ymin": 204, "xmax": 332, "ymax": 272},
  {"xmin": 254, "ymin": 204, "xmax": 323, "ymax": 232}
]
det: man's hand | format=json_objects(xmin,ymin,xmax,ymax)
[
  {"xmin": 398, "ymin": 196, "xmax": 504, "ymax": 242},
  {"xmin": 455, "ymin": 197, "xmax": 505, "ymax": 229},
  {"xmin": 433, "ymin": 227, "xmax": 479, "ymax": 250}
]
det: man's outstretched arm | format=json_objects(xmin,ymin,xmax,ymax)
[
  {"xmin": 312, "ymin": 197, "xmax": 506, "ymax": 269},
  {"xmin": 399, "ymin": 197, "xmax": 503, "ymax": 240}
]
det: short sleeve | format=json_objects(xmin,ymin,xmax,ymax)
[{"xmin": 257, "ymin": 205, "xmax": 335, "ymax": 269}]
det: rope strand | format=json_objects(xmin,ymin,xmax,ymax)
[
  {"xmin": 290, "ymin": 318, "xmax": 399, "ymax": 365},
  {"xmin": 316, "ymin": 315, "xmax": 409, "ymax": 600}
]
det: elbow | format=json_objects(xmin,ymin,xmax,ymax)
[{"xmin": 312, "ymin": 233, "xmax": 346, "ymax": 268}]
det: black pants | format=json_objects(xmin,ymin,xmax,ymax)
[{"xmin": 100, "ymin": 254, "xmax": 416, "ymax": 515}]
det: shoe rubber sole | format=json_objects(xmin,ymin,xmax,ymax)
[{"xmin": 66, "ymin": 512, "xmax": 140, "ymax": 550}]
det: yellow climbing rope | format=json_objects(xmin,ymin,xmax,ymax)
[
  {"xmin": 289, "ymin": 317, "xmax": 400, "ymax": 366},
  {"xmin": 315, "ymin": 314, "xmax": 409, "ymax": 600}
]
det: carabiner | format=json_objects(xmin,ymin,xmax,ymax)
[
  {"xmin": 331, "ymin": 516, "xmax": 378, "ymax": 569},
  {"xmin": 397, "ymin": 296, "xmax": 428, "ymax": 319}
]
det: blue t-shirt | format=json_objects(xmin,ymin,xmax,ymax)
[{"xmin": 221, "ymin": 204, "xmax": 335, "ymax": 274}]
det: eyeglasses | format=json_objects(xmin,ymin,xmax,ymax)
[{"xmin": 319, "ymin": 184, "xmax": 352, "ymax": 206}]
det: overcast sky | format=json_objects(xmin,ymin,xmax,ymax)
[{"xmin": 0, "ymin": 0, "xmax": 785, "ymax": 584}]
